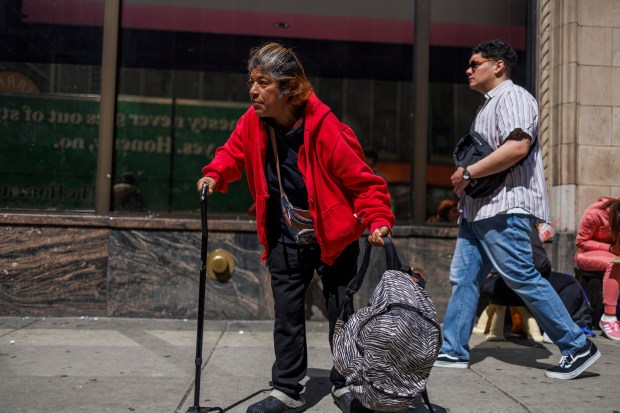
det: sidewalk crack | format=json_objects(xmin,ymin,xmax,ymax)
[
  {"xmin": 470, "ymin": 366, "xmax": 535, "ymax": 413},
  {"xmin": 175, "ymin": 320, "xmax": 230, "ymax": 413}
]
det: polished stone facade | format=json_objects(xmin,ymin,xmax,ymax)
[{"xmin": 0, "ymin": 214, "xmax": 463, "ymax": 320}]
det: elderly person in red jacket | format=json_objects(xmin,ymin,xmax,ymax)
[
  {"xmin": 575, "ymin": 197, "xmax": 620, "ymax": 341},
  {"xmin": 197, "ymin": 42, "xmax": 393, "ymax": 413}
]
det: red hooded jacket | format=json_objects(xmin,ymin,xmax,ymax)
[
  {"xmin": 202, "ymin": 93, "xmax": 394, "ymax": 265},
  {"xmin": 576, "ymin": 197, "xmax": 620, "ymax": 253}
]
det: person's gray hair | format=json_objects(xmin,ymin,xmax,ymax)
[{"xmin": 247, "ymin": 42, "xmax": 313, "ymax": 106}]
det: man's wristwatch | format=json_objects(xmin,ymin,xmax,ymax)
[{"xmin": 462, "ymin": 168, "xmax": 471, "ymax": 181}]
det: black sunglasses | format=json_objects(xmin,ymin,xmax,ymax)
[{"xmin": 468, "ymin": 59, "xmax": 497, "ymax": 71}]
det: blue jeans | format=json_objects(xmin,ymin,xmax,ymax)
[{"xmin": 440, "ymin": 214, "xmax": 586, "ymax": 358}]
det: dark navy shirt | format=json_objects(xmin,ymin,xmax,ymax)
[{"xmin": 264, "ymin": 118, "xmax": 309, "ymax": 246}]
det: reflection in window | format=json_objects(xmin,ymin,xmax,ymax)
[
  {"xmin": 0, "ymin": 0, "xmax": 103, "ymax": 210},
  {"xmin": 115, "ymin": 1, "xmax": 416, "ymax": 217},
  {"xmin": 0, "ymin": 0, "xmax": 532, "ymax": 221}
]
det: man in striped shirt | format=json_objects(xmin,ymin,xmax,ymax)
[{"xmin": 433, "ymin": 39, "xmax": 600, "ymax": 380}]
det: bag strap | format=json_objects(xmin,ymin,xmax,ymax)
[
  {"xmin": 465, "ymin": 129, "xmax": 537, "ymax": 167},
  {"xmin": 337, "ymin": 239, "xmax": 372, "ymax": 322},
  {"xmin": 268, "ymin": 126, "xmax": 291, "ymax": 203},
  {"xmin": 384, "ymin": 236, "xmax": 402, "ymax": 271},
  {"xmin": 421, "ymin": 388, "xmax": 435, "ymax": 413},
  {"xmin": 337, "ymin": 237, "xmax": 411, "ymax": 322}
]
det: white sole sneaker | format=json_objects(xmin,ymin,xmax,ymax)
[
  {"xmin": 599, "ymin": 320, "xmax": 620, "ymax": 341},
  {"xmin": 544, "ymin": 350, "xmax": 600, "ymax": 380},
  {"xmin": 544, "ymin": 340, "xmax": 601, "ymax": 380},
  {"xmin": 433, "ymin": 354, "xmax": 469, "ymax": 369}
]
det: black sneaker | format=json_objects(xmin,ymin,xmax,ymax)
[
  {"xmin": 331, "ymin": 387, "xmax": 373, "ymax": 413},
  {"xmin": 246, "ymin": 391, "xmax": 306, "ymax": 413},
  {"xmin": 544, "ymin": 339, "xmax": 601, "ymax": 380},
  {"xmin": 433, "ymin": 352, "xmax": 469, "ymax": 369}
]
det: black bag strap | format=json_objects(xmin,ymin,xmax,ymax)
[
  {"xmin": 336, "ymin": 239, "xmax": 372, "ymax": 322},
  {"xmin": 346, "ymin": 237, "xmax": 400, "ymax": 295},
  {"xmin": 421, "ymin": 388, "xmax": 435, "ymax": 413},
  {"xmin": 455, "ymin": 130, "xmax": 538, "ymax": 169},
  {"xmin": 384, "ymin": 236, "xmax": 402, "ymax": 271},
  {"xmin": 337, "ymin": 237, "xmax": 415, "ymax": 322}
]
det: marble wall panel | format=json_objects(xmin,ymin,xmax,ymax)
[
  {"xmin": 105, "ymin": 229, "xmax": 458, "ymax": 321},
  {"xmin": 1, "ymin": 220, "xmax": 581, "ymax": 323},
  {"xmin": 107, "ymin": 229, "xmax": 272, "ymax": 319},
  {"xmin": 407, "ymin": 237, "xmax": 455, "ymax": 319},
  {"xmin": 0, "ymin": 226, "xmax": 108, "ymax": 316}
]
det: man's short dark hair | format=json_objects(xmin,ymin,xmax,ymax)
[{"xmin": 472, "ymin": 39, "xmax": 518, "ymax": 74}]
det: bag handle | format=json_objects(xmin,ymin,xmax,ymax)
[
  {"xmin": 337, "ymin": 237, "xmax": 411, "ymax": 322},
  {"xmin": 384, "ymin": 236, "xmax": 402, "ymax": 271},
  {"xmin": 336, "ymin": 240, "xmax": 372, "ymax": 322}
]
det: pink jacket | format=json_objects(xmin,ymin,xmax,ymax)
[
  {"xmin": 202, "ymin": 93, "xmax": 394, "ymax": 265},
  {"xmin": 575, "ymin": 197, "xmax": 619, "ymax": 253}
]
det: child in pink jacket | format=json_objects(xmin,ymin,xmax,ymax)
[{"xmin": 575, "ymin": 197, "xmax": 620, "ymax": 341}]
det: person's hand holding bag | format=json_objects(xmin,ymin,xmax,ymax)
[{"xmin": 368, "ymin": 225, "xmax": 391, "ymax": 247}]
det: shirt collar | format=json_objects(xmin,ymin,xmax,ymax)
[{"xmin": 484, "ymin": 79, "xmax": 513, "ymax": 101}]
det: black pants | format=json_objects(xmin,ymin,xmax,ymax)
[{"xmin": 267, "ymin": 240, "xmax": 359, "ymax": 397}]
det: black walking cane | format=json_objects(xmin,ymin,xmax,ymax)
[{"xmin": 187, "ymin": 184, "xmax": 223, "ymax": 413}]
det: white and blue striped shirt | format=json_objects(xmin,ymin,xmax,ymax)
[{"xmin": 462, "ymin": 80, "xmax": 550, "ymax": 223}]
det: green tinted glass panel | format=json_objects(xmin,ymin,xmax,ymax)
[{"xmin": 0, "ymin": 94, "xmax": 252, "ymax": 212}]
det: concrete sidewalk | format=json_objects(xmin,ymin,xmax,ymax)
[{"xmin": 0, "ymin": 316, "xmax": 618, "ymax": 413}]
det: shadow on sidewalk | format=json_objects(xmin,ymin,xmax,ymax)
[
  {"xmin": 305, "ymin": 367, "xmax": 448, "ymax": 413},
  {"xmin": 219, "ymin": 386, "xmax": 272, "ymax": 412},
  {"xmin": 219, "ymin": 368, "xmax": 449, "ymax": 412},
  {"xmin": 470, "ymin": 338, "xmax": 553, "ymax": 368},
  {"xmin": 469, "ymin": 337, "xmax": 604, "ymax": 379},
  {"xmin": 304, "ymin": 367, "xmax": 333, "ymax": 407},
  {"xmin": 220, "ymin": 368, "xmax": 333, "ymax": 412},
  {"xmin": 468, "ymin": 337, "xmax": 601, "ymax": 380},
  {"xmin": 407, "ymin": 394, "xmax": 447, "ymax": 413}
]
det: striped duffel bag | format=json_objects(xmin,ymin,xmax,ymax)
[{"xmin": 333, "ymin": 237, "xmax": 441, "ymax": 412}]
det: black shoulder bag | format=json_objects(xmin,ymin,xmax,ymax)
[{"xmin": 452, "ymin": 130, "xmax": 536, "ymax": 199}]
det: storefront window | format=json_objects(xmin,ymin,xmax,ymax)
[
  {"xmin": 114, "ymin": 0, "xmax": 416, "ymax": 216},
  {"xmin": 0, "ymin": 0, "xmax": 103, "ymax": 210},
  {"xmin": 1, "ymin": 0, "xmax": 532, "ymax": 222}
]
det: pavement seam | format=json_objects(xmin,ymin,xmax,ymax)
[
  {"xmin": 174, "ymin": 320, "xmax": 230, "ymax": 413},
  {"xmin": 470, "ymin": 366, "xmax": 534, "ymax": 413},
  {"xmin": 0, "ymin": 317, "xmax": 42, "ymax": 337}
]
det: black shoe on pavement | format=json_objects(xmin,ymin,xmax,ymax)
[
  {"xmin": 433, "ymin": 352, "xmax": 469, "ymax": 369},
  {"xmin": 544, "ymin": 338, "xmax": 601, "ymax": 380},
  {"xmin": 246, "ymin": 391, "xmax": 306, "ymax": 413},
  {"xmin": 331, "ymin": 387, "xmax": 373, "ymax": 413}
]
